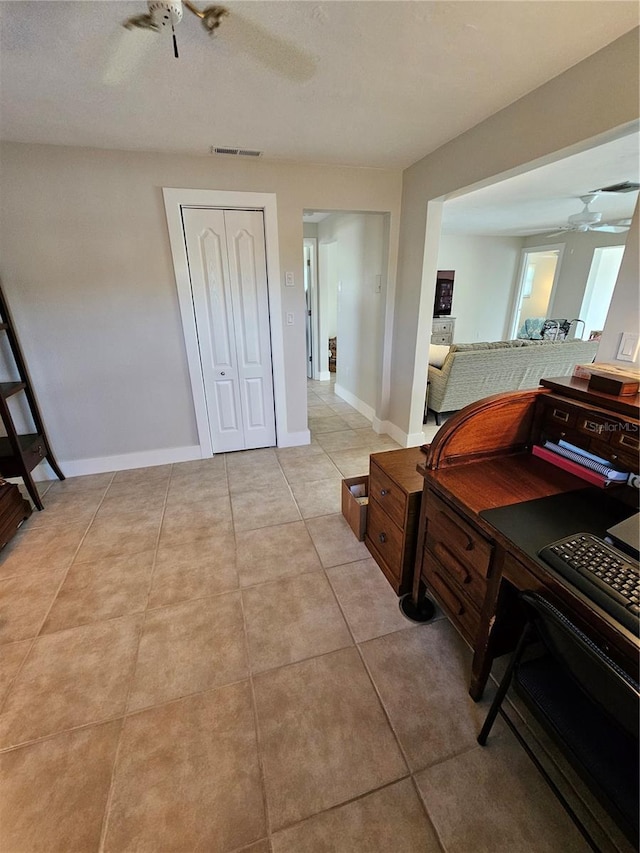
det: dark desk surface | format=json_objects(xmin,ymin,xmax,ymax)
[{"xmin": 479, "ymin": 487, "xmax": 636, "ymax": 567}]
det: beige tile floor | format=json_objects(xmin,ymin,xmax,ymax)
[{"xmin": 0, "ymin": 379, "xmax": 599, "ymax": 852}]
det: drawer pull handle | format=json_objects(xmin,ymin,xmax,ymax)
[
  {"xmin": 380, "ymin": 489, "xmax": 389, "ymax": 497},
  {"xmin": 378, "ymin": 532, "xmax": 387, "ymax": 544},
  {"xmin": 434, "ymin": 542, "xmax": 471, "ymax": 584},
  {"xmin": 552, "ymin": 409, "xmax": 569, "ymax": 422},
  {"xmin": 583, "ymin": 420, "xmax": 604, "ymax": 434}
]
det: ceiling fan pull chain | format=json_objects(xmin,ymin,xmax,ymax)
[{"xmin": 173, "ymin": 25, "xmax": 179, "ymax": 58}]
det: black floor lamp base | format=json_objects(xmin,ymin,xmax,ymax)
[{"xmin": 399, "ymin": 593, "xmax": 436, "ymax": 623}]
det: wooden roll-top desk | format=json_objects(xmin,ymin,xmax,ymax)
[{"xmin": 412, "ymin": 376, "xmax": 640, "ymax": 700}]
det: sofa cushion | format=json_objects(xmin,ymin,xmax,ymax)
[
  {"xmin": 451, "ymin": 340, "xmax": 527, "ymax": 353},
  {"xmin": 429, "ymin": 344, "xmax": 451, "ymax": 368}
]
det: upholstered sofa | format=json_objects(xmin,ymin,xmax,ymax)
[{"xmin": 426, "ymin": 338, "xmax": 599, "ymax": 424}]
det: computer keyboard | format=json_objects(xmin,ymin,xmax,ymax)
[{"xmin": 539, "ymin": 534, "xmax": 640, "ymax": 635}]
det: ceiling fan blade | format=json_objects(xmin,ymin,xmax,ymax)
[
  {"xmin": 544, "ymin": 229, "xmax": 571, "ymax": 238},
  {"xmin": 103, "ymin": 26, "xmax": 158, "ymax": 86},
  {"xmin": 590, "ymin": 222, "xmax": 631, "ymax": 233},
  {"xmin": 224, "ymin": 11, "xmax": 316, "ymax": 82}
]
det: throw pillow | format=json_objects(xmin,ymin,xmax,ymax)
[{"xmin": 429, "ymin": 344, "xmax": 450, "ymax": 368}]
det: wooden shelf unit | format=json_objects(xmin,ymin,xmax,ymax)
[{"xmin": 0, "ymin": 284, "xmax": 64, "ymax": 509}]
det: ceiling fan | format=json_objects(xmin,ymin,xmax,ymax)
[
  {"xmin": 104, "ymin": 0, "xmax": 316, "ymax": 82},
  {"xmin": 124, "ymin": 1, "xmax": 227, "ymax": 56},
  {"xmin": 543, "ymin": 193, "xmax": 631, "ymax": 237}
]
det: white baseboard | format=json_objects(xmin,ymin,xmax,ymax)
[
  {"xmin": 316, "ymin": 371, "xmax": 331, "ymax": 381},
  {"xmin": 372, "ymin": 418, "xmax": 424, "ymax": 448},
  {"xmin": 31, "ymin": 445, "xmax": 203, "ymax": 480},
  {"xmin": 277, "ymin": 429, "xmax": 311, "ymax": 448},
  {"xmin": 29, "ymin": 431, "xmax": 314, "ymax": 480},
  {"xmin": 334, "ymin": 384, "xmax": 375, "ymax": 422}
]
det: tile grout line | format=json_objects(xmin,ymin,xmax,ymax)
[
  {"xmin": 237, "ymin": 589, "xmax": 273, "ymax": 850},
  {"xmin": 0, "ymin": 472, "xmax": 117, "ymax": 718},
  {"xmin": 269, "ymin": 775, "xmax": 416, "ymax": 840},
  {"xmin": 306, "ymin": 404, "xmax": 449, "ymax": 851},
  {"xmin": 0, "ymin": 673, "xmax": 254, "ymax": 756},
  {"xmin": 96, "ymin": 466, "xmax": 173, "ymax": 853},
  {"xmin": 315, "ymin": 545, "xmax": 448, "ymax": 847},
  {"xmin": 344, "ymin": 598, "xmax": 448, "ymax": 852}
]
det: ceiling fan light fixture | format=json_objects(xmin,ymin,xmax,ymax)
[
  {"xmin": 567, "ymin": 193, "xmax": 603, "ymax": 227},
  {"xmin": 148, "ymin": 0, "xmax": 183, "ymax": 29}
]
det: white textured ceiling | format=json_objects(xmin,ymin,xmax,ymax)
[
  {"xmin": 441, "ymin": 132, "xmax": 640, "ymax": 236},
  {"xmin": 0, "ymin": 1, "xmax": 638, "ymax": 169}
]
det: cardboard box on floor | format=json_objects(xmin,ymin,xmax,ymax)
[{"xmin": 341, "ymin": 475, "xmax": 369, "ymax": 541}]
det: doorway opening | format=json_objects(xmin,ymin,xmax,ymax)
[
  {"xmin": 510, "ymin": 247, "xmax": 564, "ymax": 339},
  {"xmin": 579, "ymin": 245, "xmax": 625, "ymax": 340},
  {"xmin": 302, "ymin": 210, "xmax": 391, "ymax": 427}
]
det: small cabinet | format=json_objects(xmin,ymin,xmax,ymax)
[
  {"xmin": 536, "ymin": 395, "xmax": 640, "ymax": 473},
  {"xmin": 365, "ymin": 447, "xmax": 425, "ymax": 595},
  {"xmin": 431, "ymin": 317, "xmax": 455, "ymax": 346},
  {"xmin": 417, "ymin": 488, "xmax": 493, "ymax": 645}
]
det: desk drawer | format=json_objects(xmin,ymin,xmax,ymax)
[
  {"xmin": 431, "ymin": 333, "xmax": 452, "ymax": 346},
  {"xmin": 543, "ymin": 403, "xmax": 578, "ymax": 430},
  {"xmin": 576, "ymin": 412, "xmax": 619, "ymax": 440},
  {"xmin": 369, "ymin": 461, "xmax": 407, "ymax": 530},
  {"xmin": 425, "ymin": 492, "xmax": 493, "ymax": 579},
  {"xmin": 426, "ymin": 558, "xmax": 481, "ymax": 644},
  {"xmin": 426, "ymin": 536, "xmax": 487, "ymax": 607},
  {"xmin": 366, "ymin": 498, "xmax": 403, "ymax": 578}
]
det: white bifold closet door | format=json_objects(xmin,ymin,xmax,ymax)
[{"xmin": 182, "ymin": 207, "xmax": 276, "ymax": 453}]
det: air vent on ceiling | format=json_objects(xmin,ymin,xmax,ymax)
[
  {"xmin": 210, "ymin": 146, "xmax": 263, "ymax": 157},
  {"xmin": 592, "ymin": 181, "xmax": 640, "ymax": 193}
]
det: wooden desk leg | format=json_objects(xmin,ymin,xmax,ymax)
[
  {"xmin": 469, "ymin": 552, "xmax": 506, "ymax": 701},
  {"xmin": 470, "ymin": 629, "xmax": 495, "ymax": 701},
  {"xmin": 399, "ymin": 488, "xmax": 436, "ymax": 623}
]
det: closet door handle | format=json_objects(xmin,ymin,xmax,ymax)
[{"xmin": 379, "ymin": 532, "xmax": 387, "ymax": 544}]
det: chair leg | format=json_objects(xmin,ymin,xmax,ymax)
[{"xmin": 477, "ymin": 624, "xmax": 532, "ymax": 745}]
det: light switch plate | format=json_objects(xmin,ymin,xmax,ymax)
[
  {"xmin": 286, "ymin": 312, "xmax": 294, "ymax": 325},
  {"xmin": 285, "ymin": 272, "xmax": 295, "ymax": 287},
  {"xmin": 616, "ymin": 332, "xmax": 640, "ymax": 362}
]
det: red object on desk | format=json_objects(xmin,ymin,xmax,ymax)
[{"xmin": 532, "ymin": 444, "xmax": 609, "ymax": 488}]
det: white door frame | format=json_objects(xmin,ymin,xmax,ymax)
[
  {"xmin": 508, "ymin": 243, "xmax": 565, "ymax": 340},
  {"xmin": 163, "ymin": 188, "xmax": 289, "ymax": 456},
  {"xmin": 303, "ymin": 237, "xmax": 319, "ymax": 379}
]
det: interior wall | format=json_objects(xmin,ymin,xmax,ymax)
[
  {"xmin": 317, "ymin": 213, "xmax": 387, "ymax": 412},
  {"xmin": 523, "ymin": 229, "xmax": 627, "ymax": 323},
  {"xmin": 390, "ymin": 27, "xmax": 639, "ymax": 440},
  {"xmin": 0, "ymin": 142, "xmax": 401, "ymax": 466},
  {"xmin": 435, "ymin": 234, "xmax": 522, "ymax": 342},
  {"xmin": 597, "ymin": 200, "xmax": 640, "ymax": 365}
]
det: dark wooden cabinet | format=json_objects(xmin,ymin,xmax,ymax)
[
  {"xmin": 365, "ymin": 447, "xmax": 425, "ymax": 595},
  {"xmin": 0, "ymin": 480, "xmax": 31, "ymax": 549}
]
